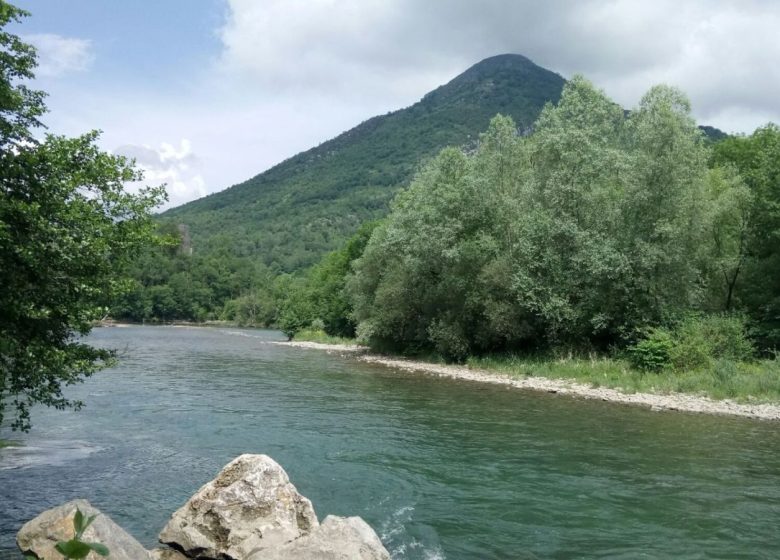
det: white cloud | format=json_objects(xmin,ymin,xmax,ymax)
[
  {"xmin": 115, "ymin": 140, "xmax": 207, "ymax": 211},
  {"xmin": 218, "ymin": 0, "xmax": 780, "ymax": 134},
  {"xmin": 31, "ymin": 1, "xmax": 780, "ymax": 212},
  {"xmin": 22, "ymin": 33, "xmax": 94, "ymax": 78}
]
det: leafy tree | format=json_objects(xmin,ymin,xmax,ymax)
[
  {"xmin": 713, "ymin": 124, "xmax": 780, "ymax": 348},
  {"xmin": 0, "ymin": 2, "xmax": 166, "ymax": 430},
  {"xmin": 349, "ymin": 77, "xmax": 720, "ymax": 359}
]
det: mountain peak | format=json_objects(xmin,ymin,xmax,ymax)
[
  {"xmin": 420, "ymin": 54, "xmax": 564, "ymax": 122},
  {"xmin": 163, "ymin": 55, "xmax": 564, "ymax": 270}
]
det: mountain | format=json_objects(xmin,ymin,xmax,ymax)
[
  {"xmin": 161, "ymin": 54, "xmax": 725, "ymax": 273},
  {"xmin": 162, "ymin": 54, "xmax": 566, "ymax": 271}
]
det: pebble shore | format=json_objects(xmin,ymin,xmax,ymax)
[{"xmin": 276, "ymin": 341, "xmax": 780, "ymax": 421}]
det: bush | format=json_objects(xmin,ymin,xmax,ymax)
[
  {"xmin": 670, "ymin": 314, "xmax": 754, "ymax": 371},
  {"xmin": 628, "ymin": 328, "xmax": 674, "ymax": 371},
  {"xmin": 629, "ymin": 314, "xmax": 754, "ymax": 373},
  {"xmin": 355, "ymin": 321, "xmax": 375, "ymax": 346},
  {"xmin": 428, "ymin": 319, "xmax": 470, "ymax": 363}
]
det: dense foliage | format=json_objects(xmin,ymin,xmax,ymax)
[
  {"xmin": 0, "ymin": 3, "xmax": 165, "ymax": 430},
  {"xmin": 340, "ymin": 77, "xmax": 777, "ymax": 361},
  {"xmin": 160, "ymin": 55, "xmax": 566, "ymax": 274},
  {"xmin": 120, "ymin": 55, "xmax": 727, "ymax": 325},
  {"xmin": 711, "ymin": 125, "xmax": 780, "ymax": 348}
]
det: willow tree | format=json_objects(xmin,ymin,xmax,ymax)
[
  {"xmin": 350, "ymin": 77, "xmax": 722, "ymax": 359},
  {"xmin": 0, "ymin": 2, "xmax": 166, "ymax": 430},
  {"xmin": 713, "ymin": 124, "xmax": 780, "ymax": 348}
]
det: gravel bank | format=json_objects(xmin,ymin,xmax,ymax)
[{"xmin": 276, "ymin": 341, "xmax": 780, "ymax": 421}]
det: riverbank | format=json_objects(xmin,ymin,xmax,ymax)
[{"xmin": 275, "ymin": 340, "xmax": 780, "ymax": 421}]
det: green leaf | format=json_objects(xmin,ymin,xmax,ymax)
[
  {"xmin": 73, "ymin": 509, "xmax": 84, "ymax": 534},
  {"xmin": 55, "ymin": 539, "xmax": 92, "ymax": 559},
  {"xmin": 87, "ymin": 542, "xmax": 110, "ymax": 557}
]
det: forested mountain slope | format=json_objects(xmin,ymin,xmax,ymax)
[
  {"xmin": 162, "ymin": 54, "xmax": 566, "ymax": 271},
  {"xmin": 122, "ymin": 54, "xmax": 727, "ymax": 324}
]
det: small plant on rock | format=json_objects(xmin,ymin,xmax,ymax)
[{"xmin": 52, "ymin": 508, "xmax": 109, "ymax": 559}]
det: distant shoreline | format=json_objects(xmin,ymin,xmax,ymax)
[{"xmin": 275, "ymin": 341, "xmax": 780, "ymax": 421}]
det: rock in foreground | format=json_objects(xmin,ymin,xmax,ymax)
[
  {"xmin": 159, "ymin": 454, "xmax": 319, "ymax": 559},
  {"xmin": 158, "ymin": 454, "xmax": 389, "ymax": 559},
  {"xmin": 17, "ymin": 454, "xmax": 389, "ymax": 560},
  {"xmin": 252, "ymin": 515, "xmax": 390, "ymax": 560},
  {"xmin": 17, "ymin": 499, "xmax": 150, "ymax": 560}
]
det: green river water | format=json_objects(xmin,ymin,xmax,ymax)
[{"xmin": 1, "ymin": 326, "xmax": 779, "ymax": 559}]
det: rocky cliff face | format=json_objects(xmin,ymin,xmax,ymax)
[{"xmin": 17, "ymin": 454, "xmax": 389, "ymax": 560}]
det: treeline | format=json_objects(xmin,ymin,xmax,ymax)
[
  {"xmin": 264, "ymin": 77, "xmax": 780, "ymax": 360},
  {"xmin": 115, "ymin": 76, "xmax": 779, "ymax": 364}
]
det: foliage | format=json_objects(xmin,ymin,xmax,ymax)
[
  {"xmin": 628, "ymin": 329, "xmax": 675, "ymax": 372},
  {"xmin": 264, "ymin": 221, "xmax": 381, "ymax": 339},
  {"xmin": 668, "ymin": 314, "xmax": 754, "ymax": 371},
  {"xmin": 349, "ymin": 77, "xmax": 718, "ymax": 359},
  {"xmin": 113, "ymin": 228, "xmax": 273, "ymax": 324},
  {"xmin": 628, "ymin": 315, "xmax": 754, "ymax": 372},
  {"xmin": 160, "ymin": 55, "xmax": 566, "ymax": 275},
  {"xmin": 53, "ymin": 508, "xmax": 109, "ymax": 559},
  {"xmin": 292, "ymin": 328, "xmax": 359, "ymax": 346},
  {"xmin": 468, "ymin": 352, "xmax": 780, "ymax": 403},
  {"xmin": 119, "ymin": 55, "xmax": 728, "ymax": 325},
  {"xmin": 0, "ymin": 3, "xmax": 165, "ymax": 430},
  {"xmin": 712, "ymin": 124, "xmax": 780, "ymax": 349}
]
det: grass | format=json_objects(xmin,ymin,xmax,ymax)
[
  {"xmin": 467, "ymin": 353, "xmax": 780, "ymax": 403},
  {"xmin": 289, "ymin": 331, "xmax": 780, "ymax": 404},
  {"xmin": 292, "ymin": 329, "xmax": 362, "ymax": 346}
]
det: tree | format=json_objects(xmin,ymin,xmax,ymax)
[
  {"xmin": 712, "ymin": 124, "xmax": 780, "ymax": 348},
  {"xmin": 0, "ymin": 2, "xmax": 166, "ymax": 430},
  {"xmin": 349, "ymin": 77, "xmax": 718, "ymax": 359}
]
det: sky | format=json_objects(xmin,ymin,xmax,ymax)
[{"xmin": 10, "ymin": 0, "xmax": 780, "ymax": 210}]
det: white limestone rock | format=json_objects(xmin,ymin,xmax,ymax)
[
  {"xmin": 17, "ymin": 499, "xmax": 151, "ymax": 560},
  {"xmin": 158, "ymin": 454, "xmax": 318, "ymax": 559},
  {"xmin": 250, "ymin": 515, "xmax": 390, "ymax": 560}
]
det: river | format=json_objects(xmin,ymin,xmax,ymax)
[{"xmin": 1, "ymin": 326, "xmax": 779, "ymax": 559}]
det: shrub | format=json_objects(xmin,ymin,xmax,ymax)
[
  {"xmin": 355, "ymin": 321, "xmax": 375, "ymax": 346},
  {"xmin": 628, "ymin": 328, "xmax": 674, "ymax": 371},
  {"xmin": 428, "ymin": 319, "xmax": 470, "ymax": 363},
  {"xmin": 670, "ymin": 314, "xmax": 754, "ymax": 371},
  {"xmin": 629, "ymin": 314, "xmax": 755, "ymax": 373}
]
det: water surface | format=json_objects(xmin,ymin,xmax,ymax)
[{"xmin": 1, "ymin": 326, "xmax": 779, "ymax": 559}]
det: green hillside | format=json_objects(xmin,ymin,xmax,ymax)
[
  {"xmin": 162, "ymin": 54, "xmax": 566, "ymax": 271},
  {"xmin": 118, "ymin": 54, "xmax": 727, "ymax": 323}
]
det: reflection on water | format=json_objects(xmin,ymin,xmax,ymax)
[{"xmin": 1, "ymin": 326, "xmax": 779, "ymax": 559}]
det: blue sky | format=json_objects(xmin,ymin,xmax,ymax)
[
  {"xmin": 9, "ymin": 1, "xmax": 780, "ymax": 209},
  {"xmin": 13, "ymin": 1, "xmax": 223, "ymax": 89}
]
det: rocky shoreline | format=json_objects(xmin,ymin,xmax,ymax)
[
  {"xmin": 277, "ymin": 341, "xmax": 780, "ymax": 421},
  {"xmin": 17, "ymin": 455, "xmax": 389, "ymax": 560}
]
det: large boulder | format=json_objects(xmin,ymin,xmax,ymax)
[
  {"xmin": 17, "ymin": 499, "xmax": 150, "ymax": 560},
  {"xmin": 159, "ymin": 454, "xmax": 318, "ymax": 559},
  {"xmin": 252, "ymin": 515, "xmax": 390, "ymax": 560}
]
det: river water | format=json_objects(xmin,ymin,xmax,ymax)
[{"xmin": 1, "ymin": 326, "xmax": 779, "ymax": 559}]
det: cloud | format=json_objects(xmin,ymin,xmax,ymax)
[
  {"xmin": 22, "ymin": 33, "xmax": 94, "ymax": 78},
  {"xmin": 114, "ymin": 140, "xmax": 207, "ymax": 211},
  {"xmin": 31, "ymin": 1, "xmax": 780, "ymax": 212},
  {"xmin": 218, "ymin": 0, "xmax": 780, "ymax": 133}
]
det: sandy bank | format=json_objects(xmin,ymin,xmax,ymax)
[{"xmin": 275, "ymin": 341, "xmax": 780, "ymax": 421}]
